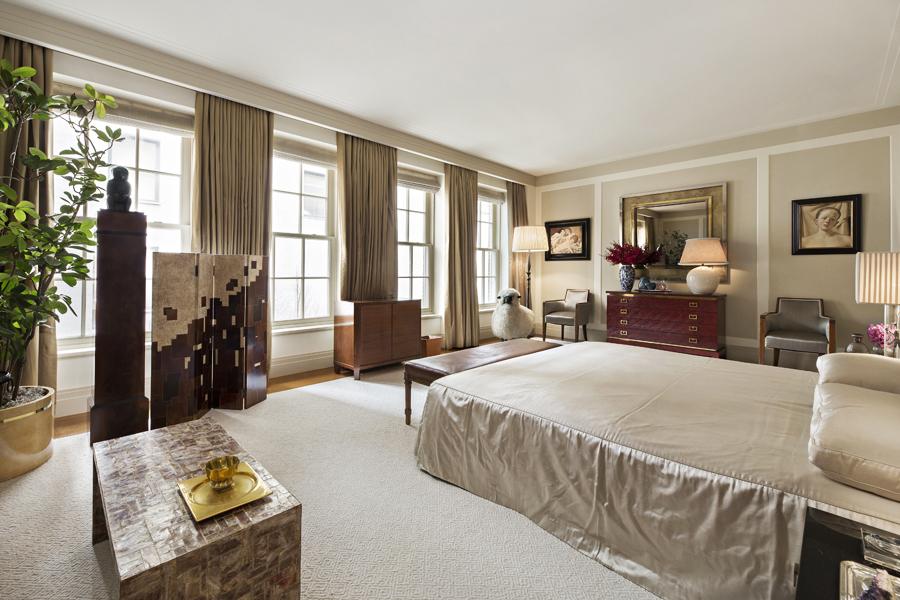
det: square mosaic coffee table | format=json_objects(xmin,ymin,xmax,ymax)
[{"xmin": 92, "ymin": 417, "xmax": 301, "ymax": 599}]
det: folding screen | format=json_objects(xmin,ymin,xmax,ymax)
[{"xmin": 151, "ymin": 253, "xmax": 268, "ymax": 429}]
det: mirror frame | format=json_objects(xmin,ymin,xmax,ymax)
[{"xmin": 619, "ymin": 183, "xmax": 728, "ymax": 282}]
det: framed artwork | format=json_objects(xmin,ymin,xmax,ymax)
[
  {"xmin": 544, "ymin": 218, "xmax": 591, "ymax": 261},
  {"xmin": 791, "ymin": 194, "xmax": 861, "ymax": 255}
]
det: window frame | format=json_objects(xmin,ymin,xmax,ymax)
[
  {"xmin": 476, "ymin": 197, "xmax": 503, "ymax": 308},
  {"xmin": 269, "ymin": 151, "xmax": 336, "ymax": 328},
  {"xmin": 396, "ymin": 184, "xmax": 435, "ymax": 313},
  {"xmin": 55, "ymin": 120, "xmax": 193, "ymax": 346}
]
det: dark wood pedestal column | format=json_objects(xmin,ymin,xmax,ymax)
[{"xmin": 91, "ymin": 209, "xmax": 149, "ymax": 543}]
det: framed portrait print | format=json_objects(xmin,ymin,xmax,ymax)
[
  {"xmin": 545, "ymin": 218, "xmax": 591, "ymax": 261},
  {"xmin": 791, "ymin": 194, "xmax": 861, "ymax": 255}
]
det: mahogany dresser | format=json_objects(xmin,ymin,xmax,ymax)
[
  {"xmin": 334, "ymin": 299, "xmax": 422, "ymax": 379},
  {"xmin": 606, "ymin": 291, "xmax": 726, "ymax": 358}
]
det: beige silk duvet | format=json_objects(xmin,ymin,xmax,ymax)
[{"xmin": 414, "ymin": 342, "xmax": 900, "ymax": 600}]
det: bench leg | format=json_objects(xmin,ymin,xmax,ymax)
[
  {"xmin": 542, "ymin": 322, "xmax": 547, "ymax": 341},
  {"xmin": 404, "ymin": 375, "xmax": 412, "ymax": 426},
  {"xmin": 574, "ymin": 325, "xmax": 579, "ymax": 341},
  {"xmin": 582, "ymin": 324, "xmax": 588, "ymax": 341},
  {"xmin": 560, "ymin": 325, "xmax": 565, "ymax": 341}
]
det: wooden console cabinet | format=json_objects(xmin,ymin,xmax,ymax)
[
  {"xmin": 334, "ymin": 299, "xmax": 422, "ymax": 379},
  {"xmin": 606, "ymin": 291, "xmax": 726, "ymax": 358}
]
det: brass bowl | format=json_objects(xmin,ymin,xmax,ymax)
[{"xmin": 204, "ymin": 455, "xmax": 240, "ymax": 491}]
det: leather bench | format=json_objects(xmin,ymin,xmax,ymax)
[{"xmin": 402, "ymin": 338, "xmax": 559, "ymax": 425}]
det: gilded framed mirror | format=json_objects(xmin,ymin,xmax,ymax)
[{"xmin": 620, "ymin": 183, "xmax": 728, "ymax": 282}]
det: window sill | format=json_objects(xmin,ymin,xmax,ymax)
[
  {"xmin": 479, "ymin": 306, "xmax": 495, "ymax": 314},
  {"xmin": 272, "ymin": 321, "xmax": 335, "ymax": 335}
]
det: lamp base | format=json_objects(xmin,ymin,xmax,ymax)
[{"xmin": 686, "ymin": 265, "xmax": 720, "ymax": 295}]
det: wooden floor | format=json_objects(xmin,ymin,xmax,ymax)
[{"xmin": 53, "ymin": 338, "xmax": 502, "ymax": 439}]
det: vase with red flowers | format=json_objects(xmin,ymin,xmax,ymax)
[{"xmin": 604, "ymin": 242, "xmax": 661, "ymax": 291}]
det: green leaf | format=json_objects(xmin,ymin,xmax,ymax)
[
  {"xmin": 11, "ymin": 66, "xmax": 37, "ymax": 79},
  {"xmin": 13, "ymin": 209, "xmax": 26, "ymax": 222},
  {"xmin": 0, "ymin": 183, "xmax": 18, "ymax": 201},
  {"xmin": 28, "ymin": 147, "xmax": 47, "ymax": 160}
]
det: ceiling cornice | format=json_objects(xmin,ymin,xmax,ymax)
[{"xmin": 0, "ymin": 1, "xmax": 536, "ymax": 185}]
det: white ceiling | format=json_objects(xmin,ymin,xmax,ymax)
[{"xmin": 11, "ymin": 0, "xmax": 900, "ymax": 176}]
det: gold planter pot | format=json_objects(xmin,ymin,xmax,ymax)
[{"xmin": 0, "ymin": 386, "xmax": 54, "ymax": 482}]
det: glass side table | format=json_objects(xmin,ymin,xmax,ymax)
[
  {"xmin": 840, "ymin": 561, "xmax": 899, "ymax": 599},
  {"xmin": 796, "ymin": 508, "xmax": 900, "ymax": 599}
]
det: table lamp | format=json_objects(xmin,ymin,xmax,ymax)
[
  {"xmin": 678, "ymin": 237, "xmax": 728, "ymax": 295},
  {"xmin": 512, "ymin": 226, "xmax": 548, "ymax": 309},
  {"xmin": 855, "ymin": 252, "xmax": 900, "ymax": 357}
]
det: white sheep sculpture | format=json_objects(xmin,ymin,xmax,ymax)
[{"xmin": 491, "ymin": 288, "xmax": 534, "ymax": 340}]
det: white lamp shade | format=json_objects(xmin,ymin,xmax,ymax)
[
  {"xmin": 512, "ymin": 226, "xmax": 549, "ymax": 253},
  {"xmin": 856, "ymin": 252, "xmax": 900, "ymax": 304},
  {"xmin": 678, "ymin": 238, "xmax": 728, "ymax": 266}
]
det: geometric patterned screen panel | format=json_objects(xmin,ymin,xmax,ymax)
[{"xmin": 151, "ymin": 253, "xmax": 268, "ymax": 429}]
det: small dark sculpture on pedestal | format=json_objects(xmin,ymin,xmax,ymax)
[{"xmin": 106, "ymin": 166, "xmax": 132, "ymax": 212}]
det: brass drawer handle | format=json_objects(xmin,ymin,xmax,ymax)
[
  {"xmin": 688, "ymin": 314, "xmax": 698, "ymax": 320},
  {"xmin": 620, "ymin": 298, "xmax": 628, "ymax": 304},
  {"xmin": 619, "ymin": 319, "xmax": 628, "ymax": 325},
  {"xmin": 620, "ymin": 330, "xmax": 628, "ymax": 336},
  {"xmin": 620, "ymin": 309, "xmax": 628, "ymax": 315},
  {"xmin": 688, "ymin": 337, "xmax": 698, "ymax": 344},
  {"xmin": 688, "ymin": 301, "xmax": 698, "ymax": 308},
  {"xmin": 689, "ymin": 325, "xmax": 698, "ymax": 332}
]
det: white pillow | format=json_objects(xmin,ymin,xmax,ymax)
[
  {"xmin": 817, "ymin": 352, "xmax": 900, "ymax": 394},
  {"xmin": 809, "ymin": 381, "xmax": 900, "ymax": 501}
]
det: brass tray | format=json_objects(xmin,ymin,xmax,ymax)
[{"xmin": 177, "ymin": 461, "xmax": 271, "ymax": 522}]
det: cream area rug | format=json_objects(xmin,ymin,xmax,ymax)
[{"xmin": 0, "ymin": 367, "xmax": 657, "ymax": 600}]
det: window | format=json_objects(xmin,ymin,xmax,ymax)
[
  {"xmin": 53, "ymin": 118, "xmax": 192, "ymax": 340},
  {"xmin": 397, "ymin": 185, "xmax": 433, "ymax": 310},
  {"xmin": 270, "ymin": 154, "xmax": 333, "ymax": 324},
  {"xmin": 476, "ymin": 199, "xmax": 501, "ymax": 306}
]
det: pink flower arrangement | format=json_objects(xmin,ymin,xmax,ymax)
[
  {"xmin": 867, "ymin": 322, "xmax": 898, "ymax": 350},
  {"xmin": 604, "ymin": 242, "xmax": 661, "ymax": 268}
]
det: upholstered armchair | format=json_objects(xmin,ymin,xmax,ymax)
[
  {"xmin": 759, "ymin": 297, "xmax": 835, "ymax": 366},
  {"xmin": 542, "ymin": 289, "xmax": 591, "ymax": 341}
]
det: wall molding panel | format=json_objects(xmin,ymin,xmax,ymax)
[{"xmin": 537, "ymin": 124, "xmax": 900, "ymax": 358}]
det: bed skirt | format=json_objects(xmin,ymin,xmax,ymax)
[{"xmin": 415, "ymin": 383, "xmax": 805, "ymax": 600}]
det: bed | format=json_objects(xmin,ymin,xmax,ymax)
[{"xmin": 414, "ymin": 342, "xmax": 900, "ymax": 600}]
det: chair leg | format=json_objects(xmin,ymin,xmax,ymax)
[
  {"xmin": 758, "ymin": 343, "xmax": 765, "ymax": 365},
  {"xmin": 542, "ymin": 322, "xmax": 547, "ymax": 341},
  {"xmin": 773, "ymin": 348, "xmax": 781, "ymax": 367},
  {"xmin": 582, "ymin": 325, "xmax": 588, "ymax": 341},
  {"xmin": 560, "ymin": 325, "xmax": 565, "ymax": 341},
  {"xmin": 574, "ymin": 325, "xmax": 579, "ymax": 342}
]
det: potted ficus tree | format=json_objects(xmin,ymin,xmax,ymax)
[{"xmin": 0, "ymin": 59, "xmax": 120, "ymax": 480}]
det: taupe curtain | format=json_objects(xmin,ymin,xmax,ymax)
[
  {"xmin": 192, "ymin": 93, "xmax": 274, "ymax": 255},
  {"xmin": 0, "ymin": 35, "xmax": 56, "ymax": 391},
  {"xmin": 443, "ymin": 164, "xmax": 480, "ymax": 349},
  {"xmin": 337, "ymin": 133, "xmax": 398, "ymax": 301},
  {"xmin": 506, "ymin": 181, "xmax": 529, "ymax": 306}
]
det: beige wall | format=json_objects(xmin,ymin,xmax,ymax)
[
  {"xmin": 599, "ymin": 160, "xmax": 758, "ymax": 360},
  {"xmin": 540, "ymin": 185, "xmax": 595, "ymax": 336},
  {"xmin": 538, "ymin": 135, "xmax": 894, "ymax": 366},
  {"xmin": 768, "ymin": 138, "xmax": 890, "ymax": 368}
]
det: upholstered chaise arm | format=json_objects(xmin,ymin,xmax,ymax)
[
  {"xmin": 817, "ymin": 353, "xmax": 900, "ymax": 394},
  {"xmin": 543, "ymin": 300, "xmax": 565, "ymax": 318}
]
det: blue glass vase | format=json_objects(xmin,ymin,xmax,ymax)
[{"xmin": 619, "ymin": 265, "xmax": 635, "ymax": 291}]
